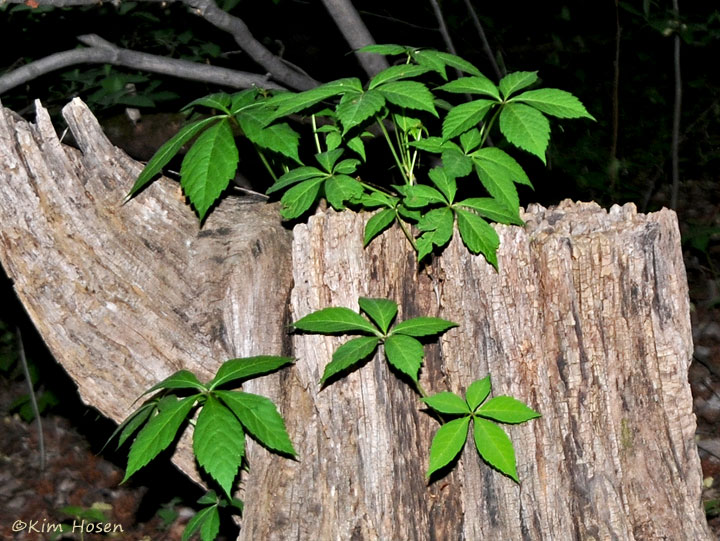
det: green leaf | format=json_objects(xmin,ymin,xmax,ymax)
[
  {"xmin": 457, "ymin": 198, "xmax": 523, "ymax": 226},
  {"xmin": 412, "ymin": 49, "xmax": 450, "ymax": 79},
  {"xmin": 182, "ymin": 93, "xmax": 231, "ymax": 114},
  {"xmin": 409, "ymin": 136, "xmax": 446, "ymax": 153},
  {"xmin": 293, "ymin": 307, "xmax": 380, "ymax": 335},
  {"xmin": 383, "ymin": 334, "xmax": 425, "ymax": 382},
  {"xmin": 393, "ymin": 114, "xmax": 423, "ymax": 134},
  {"xmin": 358, "ymin": 297, "xmax": 397, "ymax": 334},
  {"xmin": 325, "ymin": 131, "xmax": 342, "ymax": 151},
  {"xmin": 390, "ymin": 316, "xmax": 457, "ymax": 337},
  {"xmin": 208, "ymin": 356, "xmax": 294, "ymax": 390},
  {"xmin": 441, "ymin": 145, "xmax": 473, "ymax": 179},
  {"xmin": 434, "ymin": 51, "xmax": 483, "ymax": 77},
  {"xmin": 335, "ymin": 159, "xmax": 360, "ymax": 175},
  {"xmin": 426, "ymin": 416, "xmax": 470, "ymax": 477},
  {"xmin": 465, "ymin": 375, "xmax": 491, "ymax": 411},
  {"xmin": 193, "ymin": 395, "xmax": 245, "ymax": 498},
  {"xmin": 498, "ymin": 103, "xmax": 550, "ymax": 163},
  {"xmin": 422, "ymin": 391, "xmax": 471, "ymax": 415},
  {"xmin": 315, "ymin": 148, "xmax": 345, "ymax": 173},
  {"xmin": 182, "ymin": 505, "xmax": 220, "ymax": 541},
  {"xmin": 415, "ymin": 207, "xmax": 455, "ymax": 260},
  {"xmin": 438, "ymin": 76, "xmax": 501, "ymax": 100},
  {"xmin": 279, "ymin": 177, "xmax": 325, "ymax": 219},
  {"xmin": 359, "ymin": 44, "xmax": 408, "ymax": 55},
  {"xmin": 141, "ymin": 370, "xmax": 206, "ymax": 397},
  {"xmin": 346, "ymin": 135, "xmax": 367, "ymax": 161},
  {"xmin": 215, "ymin": 391, "xmax": 296, "ymax": 456},
  {"xmin": 402, "ymin": 185, "xmax": 448, "ymax": 208},
  {"xmin": 180, "ymin": 118, "xmax": 239, "ymax": 220},
  {"xmin": 473, "ymin": 417, "xmax": 518, "ymax": 482},
  {"xmin": 512, "ymin": 88, "xmax": 595, "ymax": 120},
  {"xmin": 499, "ymin": 71, "xmax": 538, "ymax": 98},
  {"xmin": 235, "ymin": 102, "xmax": 274, "ymax": 132},
  {"xmin": 377, "ymin": 81, "xmax": 438, "ymax": 116},
  {"xmin": 229, "ymin": 89, "xmax": 259, "ymax": 114},
  {"xmin": 471, "ymin": 146, "xmax": 532, "ymax": 188},
  {"xmin": 266, "ymin": 166, "xmax": 325, "ymax": 195},
  {"xmin": 243, "ymin": 120, "xmax": 301, "ymax": 163},
  {"xmin": 337, "ymin": 90, "xmax": 386, "ymax": 134},
  {"xmin": 364, "ymin": 208, "xmax": 396, "ymax": 246},
  {"xmin": 459, "ymin": 128, "xmax": 483, "ymax": 154},
  {"xmin": 268, "ymin": 78, "xmax": 363, "ymax": 119},
  {"xmin": 359, "ymin": 191, "xmax": 397, "ymax": 209},
  {"xmin": 397, "ymin": 203, "xmax": 422, "ymax": 222},
  {"xmin": 472, "ymin": 165, "xmax": 519, "ymax": 213},
  {"xmin": 455, "ymin": 208, "xmax": 499, "ymax": 268},
  {"xmin": 123, "ymin": 395, "xmax": 198, "ymax": 482},
  {"xmin": 476, "ymin": 396, "xmax": 541, "ymax": 424},
  {"xmin": 321, "ymin": 336, "xmax": 379, "ymax": 384},
  {"xmin": 368, "ymin": 65, "xmax": 432, "ymax": 89},
  {"xmin": 428, "ymin": 167, "xmax": 457, "ymax": 203},
  {"xmin": 442, "ymin": 100, "xmax": 495, "ymax": 141},
  {"xmin": 127, "ymin": 116, "xmax": 220, "ymax": 198},
  {"xmin": 197, "ymin": 490, "xmax": 219, "ymax": 506},
  {"xmin": 108, "ymin": 402, "xmax": 155, "ymax": 451},
  {"xmin": 325, "ymin": 174, "xmax": 364, "ymax": 210}
]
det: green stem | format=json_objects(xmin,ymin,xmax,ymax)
[
  {"xmin": 311, "ymin": 114, "xmax": 322, "ymax": 154},
  {"xmin": 254, "ymin": 146, "xmax": 278, "ymax": 183},
  {"xmin": 414, "ymin": 380, "xmax": 429, "ymax": 399},
  {"xmin": 357, "ymin": 179, "xmax": 395, "ymax": 197},
  {"xmin": 394, "ymin": 211, "xmax": 418, "ymax": 252},
  {"xmin": 479, "ymin": 105, "xmax": 502, "ymax": 148},
  {"xmin": 377, "ymin": 119, "xmax": 410, "ymax": 185},
  {"xmin": 392, "ymin": 116, "xmax": 409, "ymax": 178}
]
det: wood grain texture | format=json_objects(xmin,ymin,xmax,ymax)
[
  {"xmin": 240, "ymin": 204, "xmax": 710, "ymax": 540},
  {"xmin": 0, "ymin": 99, "xmax": 709, "ymax": 539},
  {"xmin": 0, "ymin": 99, "xmax": 294, "ymax": 484}
]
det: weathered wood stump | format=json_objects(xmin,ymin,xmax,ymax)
[{"xmin": 0, "ymin": 99, "xmax": 710, "ymax": 540}]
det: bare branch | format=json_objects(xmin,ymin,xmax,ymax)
[
  {"xmin": 0, "ymin": 34, "xmax": 285, "ymax": 95},
  {"xmin": 1, "ymin": 0, "xmax": 319, "ymax": 91},
  {"xmin": 319, "ymin": 0, "xmax": 389, "ymax": 78},
  {"xmin": 181, "ymin": 0, "xmax": 319, "ymax": 90},
  {"xmin": 1, "ymin": 47, "xmax": 110, "ymax": 95},
  {"xmin": 428, "ymin": 0, "xmax": 458, "ymax": 57},
  {"xmin": 461, "ymin": 0, "xmax": 504, "ymax": 80},
  {"xmin": 670, "ymin": 0, "xmax": 682, "ymax": 210}
]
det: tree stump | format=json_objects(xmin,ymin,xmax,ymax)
[{"xmin": 0, "ymin": 99, "xmax": 711, "ymax": 540}]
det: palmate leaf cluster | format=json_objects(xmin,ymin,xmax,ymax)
[
  {"xmin": 294, "ymin": 297, "xmax": 539, "ymax": 483},
  {"xmin": 293, "ymin": 296, "xmax": 457, "ymax": 384},
  {"xmin": 422, "ymin": 376, "xmax": 539, "ymax": 480},
  {"xmin": 106, "ymin": 356, "xmax": 295, "ymax": 541},
  {"xmin": 128, "ymin": 45, "xmax": 594, "ymax": 267}
]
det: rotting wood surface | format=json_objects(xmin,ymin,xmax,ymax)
[{"xmin": 0, "ymin": 99, "xmax": 710, "ymax": 540}]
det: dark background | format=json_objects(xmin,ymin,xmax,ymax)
[{"xmin": 1, "ymin": 1, "xmax": 719, "ymax": 538}]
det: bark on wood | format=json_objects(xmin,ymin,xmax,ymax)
[
  {"xmin": 0, "ymin": 98, "xmax": 294, "ymax": 484},
  {"xmin": 0, "ymin": 100, "xmax": 710, "ymax": 540}
]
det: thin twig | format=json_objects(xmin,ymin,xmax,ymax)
[
  {"xmin": 319, "ymin": 0, "xmax": 389, "ymax": 77},
  {"xmin": 461, "ymin": 0, "xmax": 504, "ymax": 79},
  {"xmin": 670, "ymin": 0, "xmax": 682, "ymax": 210},
  {"xmin": 0, "ymin": 0, "xmax": 319, "ymax": 91},
  {"xmin": 0, "ymin": 34, "xmax": 285, "ymax": 95},
  {"xmin": 428, "ymin": 0, "xmax": 459, "ymax": 56},
  {"xmin": 16, "ymin": 327, "xmax": 45, "ymax": 472},
  {"xmin": 609, "ymin": 0, "xmax": 621, "ymax": 192}
]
